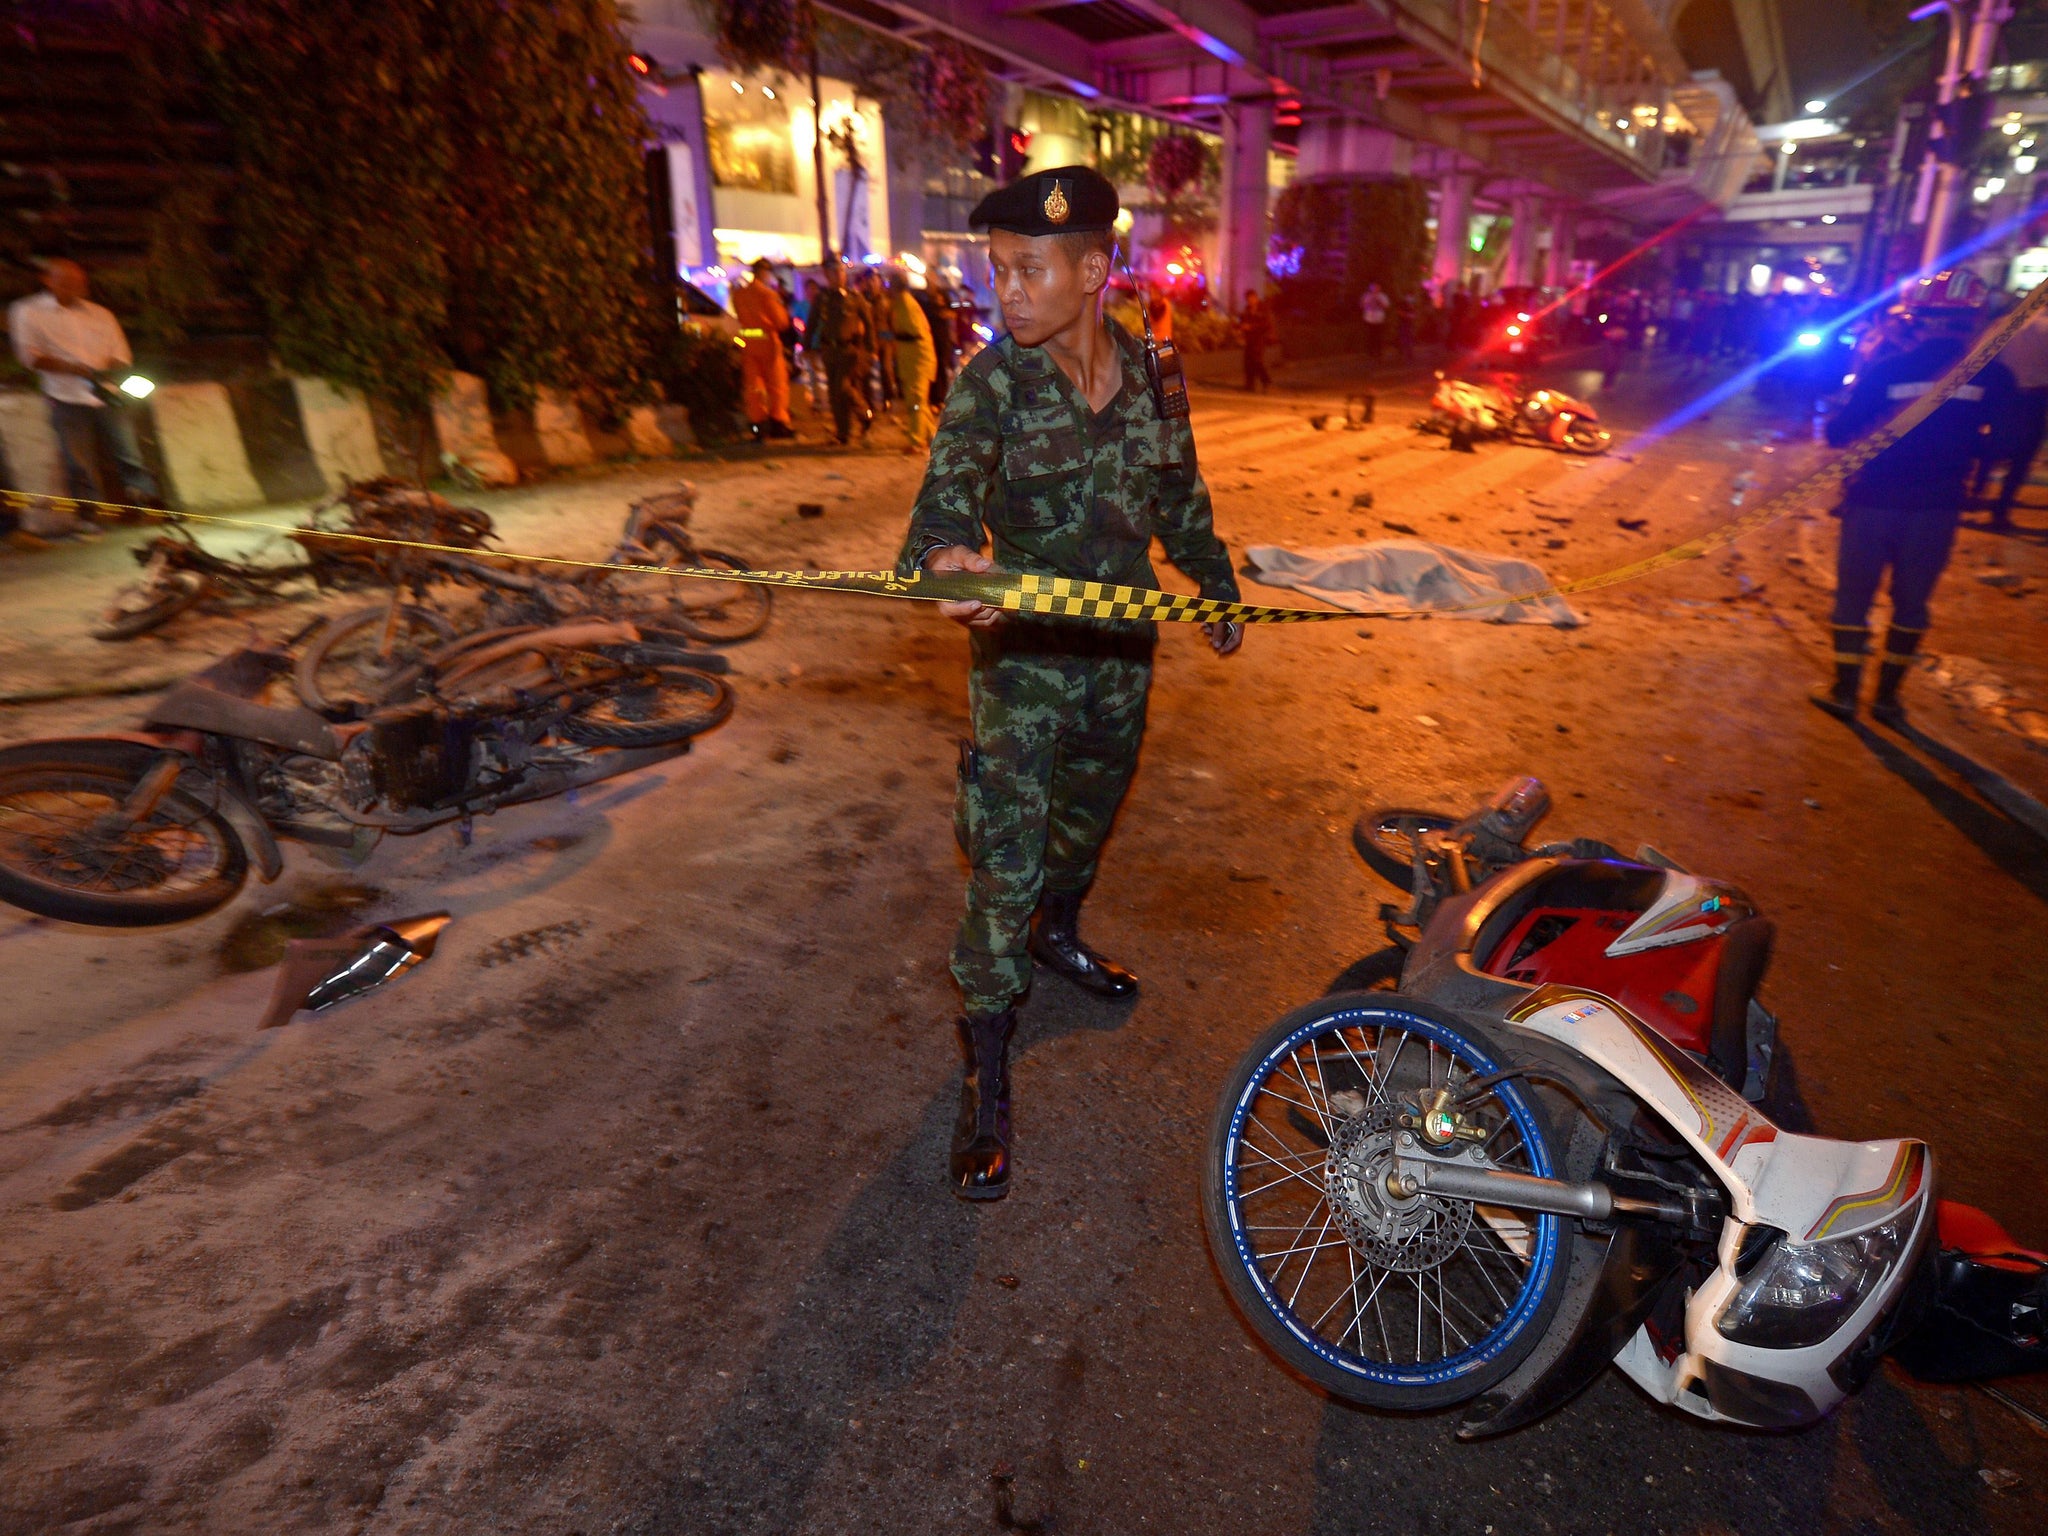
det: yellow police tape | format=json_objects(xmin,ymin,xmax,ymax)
[{"xmin": 7, "ymin": 276, "xmax": 2044, "ymax": 627}]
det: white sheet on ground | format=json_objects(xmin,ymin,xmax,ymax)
[{"xmin": 1242, "ymin": 539, "xmax": 1583, "ymax": 627}]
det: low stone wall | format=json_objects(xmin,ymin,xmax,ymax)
[{"xmin": 0, "ymin": 372, "xmax": 689, "ymax": 514}]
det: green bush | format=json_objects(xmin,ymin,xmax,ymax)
[
  {"xmin": 179, "ymin": 0, "xmax": 656, "ymax": 412},
  {"xmin": 649, "ymin": 325, "xmax": 748, "ymax": 444},
  {"xmin": 1271, "ymin": 178, "xmax": 1430, "ymax": 323}
]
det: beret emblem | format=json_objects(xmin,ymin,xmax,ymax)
[{"xmin": 1043, "ymin": 182, "xmax": 1070, "ymax": 224}]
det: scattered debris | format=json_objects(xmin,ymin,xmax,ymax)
[
  {"xmin": 1803, "ymin": 797, "xmax": 1822, "ymax": 809},
  {"xmin": 258, "ymin": 913, "xmax": 450, "ymax": 1028},
  {"xmin": 1979, "ymin": 1467, "xmax": 2021, "ymax": 1493},
  {"xmin": 1351, "ymin": 491, "xmax": 1375, "ymax": 510},
  {"xmin": 797, "ymin": 502, "xmax": 825, "ymax": 519},
  {"xmin": 1617, "ymin": 517, "xmax": 1650, "ymax": 533},
  {"xmin": 1415, "ymin": 714, "xmax": 1440, "ymax": 727},
  {"xmin": 1381, "ymin": 520, "xmax": 1419, "ymax": 536},
  {"xmin": 995, "ymin": 1274, "xmax": 1020, "ymax": 1289}
]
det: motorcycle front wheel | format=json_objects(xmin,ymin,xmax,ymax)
[
  {"xmin": 1203, "ymin": 994, "xmax": 1571, "ymax": 1410},
  {"xmin": 93, "ymin": 572, "xmax": 208, "ymax": 641},
  {"xmin": 1561, "ymin": 419, "xmax": 1611, "ymax": 455},
  {"xmin": 1352, "ymin": 807, "xmax": 1457, "ymax": 886},
  {"xmin": 0, "ymin": 759, "xmax": 248, "ymax": 926}
]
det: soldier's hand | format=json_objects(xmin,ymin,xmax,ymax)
[
  {"xmin": 1204, "ymin": 620, "xmax": 1244, "ymax": 656},
  {"xmin": 924, "ymin": 545, "xmax": 1003, "ymax": 629}
]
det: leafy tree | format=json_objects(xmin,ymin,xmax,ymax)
[{"xmin": 173, "ymin": 0, "xmax": 656, "ymax": 411}]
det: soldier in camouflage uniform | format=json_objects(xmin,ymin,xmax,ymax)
[{"xmin": 896, "ymin": 166, "xmax": 1242, "ymax": 1200}]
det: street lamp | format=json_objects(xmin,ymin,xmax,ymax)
[{"xmin": 1805, "ymin": 98, "xmax": 1827, "ymax": 113}]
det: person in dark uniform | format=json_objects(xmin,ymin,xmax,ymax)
[
  {"xmin": 1240, "ymin": 289, "xmax": 1274, "ymax": 392},
  {"xmin": 1817, "ymin": 282, "xmax": 2014, "ymax": 726},
  {"xmin": 807, "ymin": 254, "xmax": 873, "ymax": 445},
  {"xmin": 897, "ymin": 166, "xmax": 1242, "ymax": 1201}
]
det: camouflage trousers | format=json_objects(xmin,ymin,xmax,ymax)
[{"xmin": 952, "ymin": 632, "xmax": 1152, "ymax": 1017}]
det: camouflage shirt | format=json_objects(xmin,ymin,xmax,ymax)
[{"xmin": 895, "ymin": 320, "xmax": 1238, "ymax": 618}]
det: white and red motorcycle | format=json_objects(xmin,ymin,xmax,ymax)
[
  {"xmin": 1202, "ymin": 794, "xmax": 2040, "ymax": 1436},
  {"xmin": 1425, "ymin": 373, "xmax": 1611, "ymax": 455}
]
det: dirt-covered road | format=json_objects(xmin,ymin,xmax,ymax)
[{"xmin": 2, "ymin": 352, "xmax": 2045, "ymax": 1534}]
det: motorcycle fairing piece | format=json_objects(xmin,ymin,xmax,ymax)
[
  {"xmin": 1486, "ymin": 984, "xmax": 1936, "ymax": 1432},
  {"xmin": 257, "ymin": 912, "xmax": 451, "ymax": 1028},
  {"xmin": 1402, "ymin": 856, "xmax": 1778, "ymax": 1096}
]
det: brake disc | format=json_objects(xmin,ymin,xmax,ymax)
[{"xmin": 1325, "ymin": 1102, "xmax": 1472, "ymax": 1272}]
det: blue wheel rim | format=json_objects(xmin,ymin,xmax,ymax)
[{"xmin": 1220, "ymin": 1002, "xmax": 1560, "ymax": 1388}]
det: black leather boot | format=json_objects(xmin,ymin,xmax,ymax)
[
  {"xmin": 1871, "ymin": 625, "xmax": 1922, "ymax": 728},
  {"xmin": 1028, "ymin": 888, "xmax": 1139, "ymax": 999},
  {"xmin": 951, "ymin": 1009, "xmax": 1016, "ymax": 1200},
  {"xmin": 1811, "ymin": 625, "xmax": 1868, "ymax": 720}
]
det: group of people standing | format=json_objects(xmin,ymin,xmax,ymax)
[{"xmin": 731, "ymin": 255, "xmax": 974, "ymax": 452}]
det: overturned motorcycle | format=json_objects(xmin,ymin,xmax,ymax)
[
  {"xmin": 1202, "ymin": 778, "xmax": 2044, "ymax": 1436},
  {"xmin": 1423, "ymin": 374, "xmax": 1612, "ymax": 456}
]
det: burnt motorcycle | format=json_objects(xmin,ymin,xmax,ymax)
[
  {"xmin": 1201, "ymin": 777, "xmax": 2043, "ymax": 1435},
  {"xmin": 1423, "ymin": 374, "xmax": 1611, "ymax": 456},
  {"xmin": 94, "ymin": 480, "xmax": 496, "ymax": 642},
  {"xmin": 0, "ymin": 620, "xmax": 730, "ymax": 928}
]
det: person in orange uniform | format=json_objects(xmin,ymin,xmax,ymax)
[{"xmin": 733, "ymin": 258, "xmax": 795, "ymax": 441}]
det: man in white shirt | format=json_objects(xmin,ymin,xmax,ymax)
[
  {"xmin": 8, "ymin": 258, "xmax": 159, "ymax": 511},
  {"xmin": 1359, "ymin": 282, "xmax": 1390, "ymax": 360}
]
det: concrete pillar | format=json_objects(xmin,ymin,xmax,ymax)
[
  {"xmin": 1544, "ymin": 206, "xmax": 1576, "ymax": 289},
  {"xmin": 290, "ymin": 377, "xmax": 385, "ymax": 491},
  {"xmin": 151, "ymin": 382, "xmax": 266, "ymax": 510},
  {"xmin": 431, "ymin": 372, "xmax": 518, "ymax": 488},
  {"xmin": 533, "ymin": 387, "xmax": 596, "ymax": 468},
  {"xmin": 0, "ymin": 389, "xmax": 66, "ymax": 499},
  {"xmin": 1433, "ymin": 174, "xmax": 1474, "ymax": 295},
  {"xmin": 1504, "ymin": 195, "xmax": 1540, "ymax": 287},
  {"xmin": 1219, "ymin": 97, "xmax": 1274, "ymax": 306}
]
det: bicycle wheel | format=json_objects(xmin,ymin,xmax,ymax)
[
  {"xmin": 0, "ymin": 759, "xmax": 248, "ymax": 927},
  {"xmin": 1202, "ymin": 993, "xmax": 1570, "ymax": 1410},
  {"xmin": 637, "ymin": 532, "xmax": 773, "ymax": 644},
  {"xmin": 558, "ymin": 666, "xmax": 733, "ymax": 746},
  {"xmin": 296, "ymin": 602, "xmax": 457, "ymax": 714}
]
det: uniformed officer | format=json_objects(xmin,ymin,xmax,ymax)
[
  {"xmin": 808, "ymin": 254, "xmax": 873, "ymax": 446},
  {"xmin": 1817, "ymin": 278, "xmax": 2013, "ymax": 726},
  {"xmin": 896, "ymin": 166, "xmax": 1242, "ymax": 1201}
]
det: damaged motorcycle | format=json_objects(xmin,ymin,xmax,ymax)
[
  {"xmin": 0, "ymin": 620, "xmax": 730, "ymax": 928},
  {"xmin": 1202, "ymin": 777, "xmax": 2045, "ymax": 1435}
]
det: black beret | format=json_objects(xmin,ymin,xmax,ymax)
[{"xmin": 968, "ymin": 165, "xmax": 1119, "ymax": 236}]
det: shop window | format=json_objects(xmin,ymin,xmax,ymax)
[{"xmin": 707, "ymin": 90, "xmax": 796, "ymax": 194}]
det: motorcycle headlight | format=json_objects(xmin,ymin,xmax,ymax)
[{"xmin": 1716, "ymin": 1216, "xmax": 1909, "ymax": 1349}]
